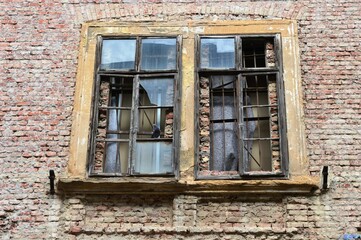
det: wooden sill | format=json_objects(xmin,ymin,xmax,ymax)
[{"xmin": 57, "ymin": 175, "xmax": 319, "ymax": 195}]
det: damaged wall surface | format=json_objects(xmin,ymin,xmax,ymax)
[{"xmin": 1, "ymin": 0, "xmax": 361, "ymax": 239}]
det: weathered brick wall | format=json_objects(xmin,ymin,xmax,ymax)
[{"xmin": 1, "ymin": 0, "xmax": 360, "ymax": 239}]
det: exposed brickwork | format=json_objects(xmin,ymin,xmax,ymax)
[
  {"xmin": 1, "ymin": 0, "xmax": 361, "ymax": 239},
  {"xmin": 94, "ymin": 81, "xmax": 110, "ymax": 173},
  {"xmin": 198, "ymin": 76, "xmax": 211, "ymax": 172},
  {"xmin": 164, "ymin": 110, "xmax": 174, "ymax": 139},
  {"xmin": 268, "ymin": 78, "xmax": 281, "ymax": 172}
]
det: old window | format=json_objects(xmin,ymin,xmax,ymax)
[
  {"xmin": 61, "ymin": 21, "xmax": 316, "ymax": 194},
  {"xmin": 88, "ymin": 37, "xmax": 181, "ymax": 176},
  {"xmin": 196, "ymin": 35, "xmax": 288, "ymax": 179}
]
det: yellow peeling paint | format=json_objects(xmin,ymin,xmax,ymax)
[{"xmin": 67, "ymin": 20, "xmax": 310, "ymax": 188}]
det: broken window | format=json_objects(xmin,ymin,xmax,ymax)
[
  {"xmin": 89, "ymin": 37, "xmax": 180, "ymax": 176},
  {"xmin": 196, "ymin": 35, "xmax": 288, "ymax": 178}
]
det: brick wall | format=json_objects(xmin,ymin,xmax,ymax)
[{"xmin": 1, "ymin": 0, "xmax": 360, "ymax": 239}]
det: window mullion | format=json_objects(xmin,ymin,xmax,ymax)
[
  {"xmin": 238, "ymin": 74, "xmax": 246, "ymax": 175},
  {"xmin": 135, "ymin": 37, "xmax": 141, "ymax": 72},
  {"xmin": 129, "ymin": 75, "xmax": 140, "ymax": 175},
  {"xmin": 236, "ymin": 36, "xmax": 242, "ymax": 70}
]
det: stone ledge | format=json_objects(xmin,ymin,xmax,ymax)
[{"xmin": 57, "ymin": 175, "xmax": 319, "ymax": 195}]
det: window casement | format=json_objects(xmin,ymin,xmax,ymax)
[
  {"xmin": 88, "ymin": 36, "xmax": 181, "ymax": 177},
  {"xmin": 195, "ymin": 35, "xmax": 289, "ymax": 179}
]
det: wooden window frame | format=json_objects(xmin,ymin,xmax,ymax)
[
  {"xmin": 195, "ymin": 34, "xmax": 289, "ymax": 180},
  {"xmin": 88, "ymin": 35, "xmax": 182, "ymax": 177}
]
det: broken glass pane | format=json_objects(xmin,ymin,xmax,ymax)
[
  {"xmin": 100, "ymin": 39, "xmax": 136, "ymax": 70},
  {"xmin": 141, "ymin": 38, "xmax": 177, "ymax": 70},
  {"xmin": 139, "ymin": 78, "xmax": 174, "ymax": 106},
  {"xmin": 200, "ymin": 38, "xmax": 235, "ymax": 69},
  {"xmin": 137, "ymin": 78, "xmax": 174, "ymax": 139}
]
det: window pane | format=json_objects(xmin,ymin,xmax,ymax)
[
  {"xmin": 138, "ymin": 78, "xmax": 174, "ymax": 139},
  {"xmin": 100, "ymin": 39, "xmax": 136, "ymax": 70},
  {"xmin": 200, "ymin": 38, "xmax": 235, "ymax": 69},
  {"xmin": 209, "ymin": 75, "xmax": 238, "ymax": 171},
  {"xmin": 134, "ymin": 142, "xmax": 173, "ymax": 174},
  {"xmin": 139, "ymin": 78, "xmax": 174, "ymax": 106},
  {"xmin": 141, "ymin": 38, "xmax": 177, "ymax": 70}
]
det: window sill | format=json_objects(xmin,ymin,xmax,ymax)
[{"xmin": 57, "ymin": 175, "xmax": 319, "ymax": 195}]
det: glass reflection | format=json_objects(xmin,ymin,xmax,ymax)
[
  {"xmin": 100, "ymin": 39, "xmax": 136, "ymax": 70},
  {"xmin": 141, "ymin": 38, "xmax": 177, "ymax": 70},
  {"xmin": 201, "ymin": 38, "xmax": 235, "ymax": 69},
  {"xmin": 139, "ymin": 78, "xmax": 174, "ymax": 106}
]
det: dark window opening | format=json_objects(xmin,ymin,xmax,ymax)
[
  {"xmin": 242, "ymin": 74, "xmax": 280, "ymax": 173},
  {"xmin": 242, "ymin": 37, "xmax": 276, "ymax": 68}
]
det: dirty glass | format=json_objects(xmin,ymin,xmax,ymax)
[
  {"xmin": 134, "ymin": 142, "xmax": 173, "ymax": 174},
  {"xmin": 141, "ymin": 38, "xmax": 177, "ymax": 70},
  {"xmin": 211, "ymin": 122, "xmax": 239, "ymax": 171}
]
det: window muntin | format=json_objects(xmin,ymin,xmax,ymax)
[
  {"xmin": 89, "ymin": 36, "xmax": 180, "ymax": 177},
  {"xmin": 197, "ymin": 35, "xmax": 288, "ymax": 179}
]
